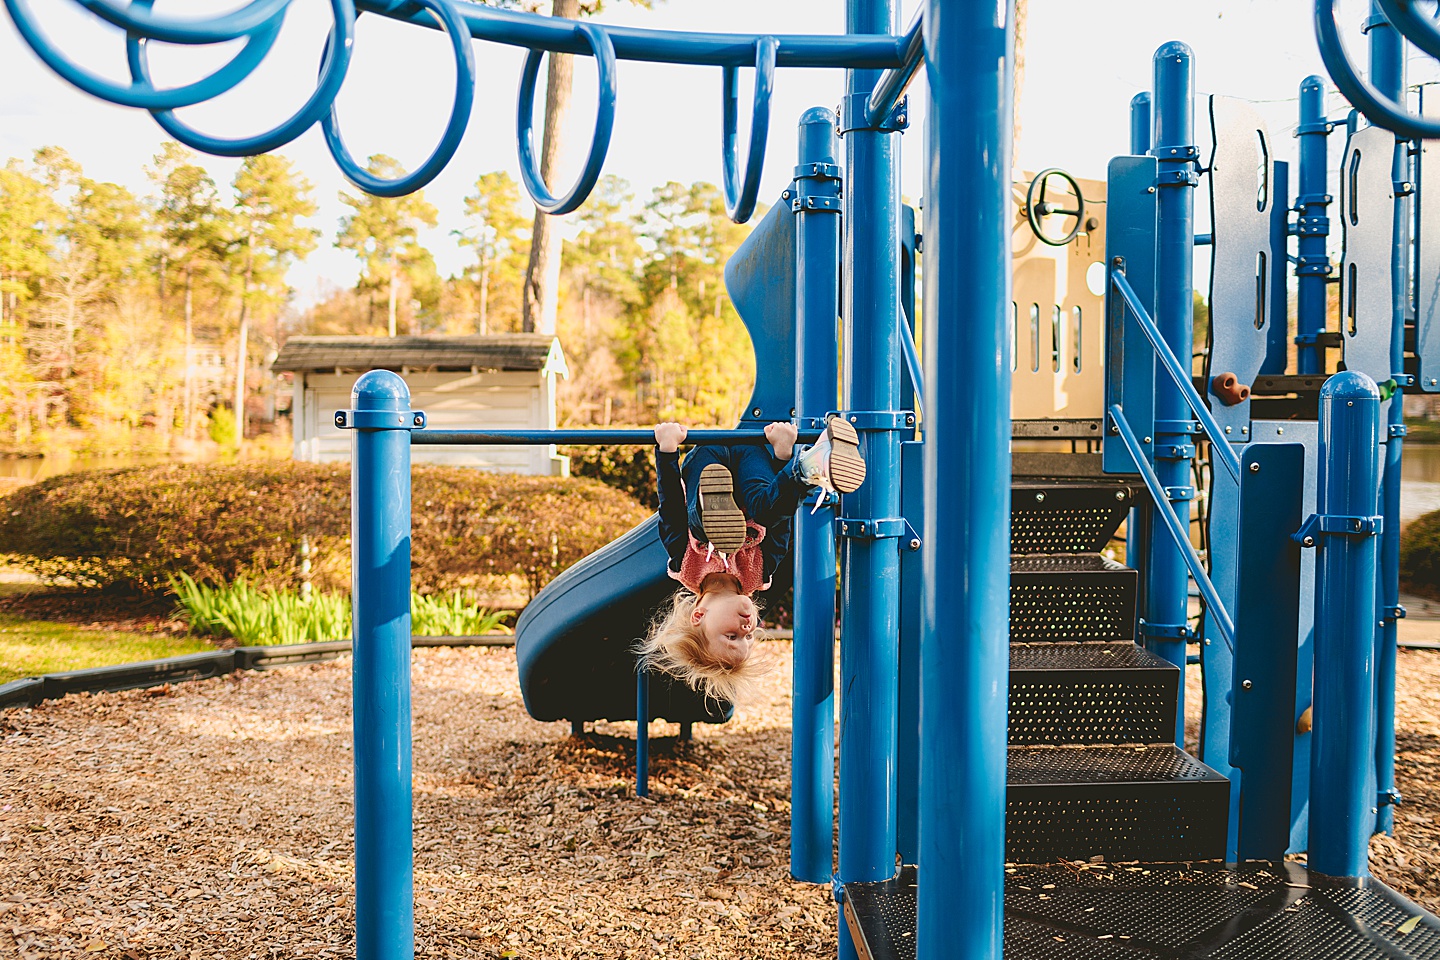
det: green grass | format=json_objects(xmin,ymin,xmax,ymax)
[
  {"xmin": 171, "ymin": 574, "xmax": 513, "ymax": 646},
  {"xmin": 0, "ymin": 613, "xmax": 216, "ymax": 684}
]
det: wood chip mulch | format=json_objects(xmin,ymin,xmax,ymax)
[
  {"xmin": 2, "ymin": 644, "xmax": 1439, "ymax": 958},
  {"xmin": 0, "ymin": 644, "xmax": 835, "ymax": 958}
]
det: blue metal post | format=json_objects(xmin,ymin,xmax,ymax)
[
  {"xmin": 791, "ymin": 106, "xmax": 842, "ymax": 884},
  {"xmin": 838, "ymin": 1, "xmax": 902, "ymax": 955},
  {"xmin": 1130, "ymin": 92, "xmax": 1152, "ymax": 155},
  {"xmin": 349, "ymin": 370, "xmax": 415, "ymax": 960},
  {"xmin": 636, "ymin": 668, "xmax": 649, "ymax": 797},
  {"xmin": 1296, "ymin": 76, "xmax": 1332, "ymax": 376},
  {"xmin": 1127, "ymin": 91, "xmax": 1153, "ymax": 589},
  {"xmin": 1146, "ymin": 43, "xmax": 1198, "ymax": 741},
  {"xmin": 917, "ymin": 1, "xmax": 1013, "ymax": 958},
  {"xmin": 1370, "ymin": 1, "xmax": 1405, "ymax": 837},
  {"xmin": 1309, "ymin": 371, "xmax": 1382, "ymax": 878}
]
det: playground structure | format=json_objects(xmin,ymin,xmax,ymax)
[{"xmin": 13, "ymin": 1, "xmax": 1440, "ymax": 959}]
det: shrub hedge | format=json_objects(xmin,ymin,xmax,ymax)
[
  {"xmin": 1401, "ymin": 507, "xmax": 1440, "ymax": 599},
  {"xmin": 560, "ymin": 443, "xmax": 658, "ymax": 509},
  {"xmin": 0, "ymin": 461, "xmax": 647, "ymax": 597}
]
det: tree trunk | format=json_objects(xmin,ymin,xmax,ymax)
[
  {"xmin": 521, "ymin": 0, "xmax": 580, "ymax": 335},
  {"xmin": 183, "ymin": 265, "xmax": 195, "ymax": 441},
  {"xmin": 1014, "ymin": 0, "xmax": 1027, "ymax": 164},
  {"xmin": 234, "ymin": 240, "xmax": 253, "ymax": 448},
  {"xmin": 388, "ymin": 251, "xmax": 399, "ymax": 337},
  {"xmin": 479, "ymin": 249, "xmax": 490, "ymax": 335}
]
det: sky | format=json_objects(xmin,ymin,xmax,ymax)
[{"xmin": 0, "ymin": 0, "xmax": 1433, "ymax": 309}]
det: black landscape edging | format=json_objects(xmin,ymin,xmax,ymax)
[{"xmin": 0, "ymin": 634, "xmax": 516, "ymax": 710}]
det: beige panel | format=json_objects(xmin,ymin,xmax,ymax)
[{"xmin": 1011, "ymin": 173, "xmax": 1107, "ymax": 420}]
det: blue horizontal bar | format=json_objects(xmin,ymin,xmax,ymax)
[
  {"xmin": 1110, "ymin": 403, "xmax": 1236, "ymax": 652},
  {"xmin": 1194, "ymin": 233, "xmax": 1212, "ymax": 246},
  {"xmin": 410, "ymin": 428, "xmax": 822, "ymax": 446},
  {"xmin": 356, "ymin": 0, "xmax": 910, "ymax": 68},
  {"xmin": 865, "ymin": 8, "xmax": 923, "ymax": 126},
  {"xmin": 1111, "ymin": 270, "xmax": 1242, "ymax": 482},
  {"xmin": 899, "ymin": 310, "xmax": 925, "ymax": 417}
]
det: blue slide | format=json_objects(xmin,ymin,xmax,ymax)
[{"xmin": 514, "ymin": 197, "xmax": 798, "ymax": 727}]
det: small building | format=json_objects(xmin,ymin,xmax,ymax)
[{"xmin": 272, "ymin": 334, "xmax": 570, "ymax": 476}]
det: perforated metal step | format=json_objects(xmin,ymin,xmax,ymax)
[
  {"xmin": 1006, "ymin": 745, "xmax": 1228, "ymax": 864},
  {"xmin": 1012, "ymin": 481, "xmax": 1136, "ymax": 554},
  {"xmin": 1009, "ymin": 643, "xmax": 1178, "ymax": 746},
  {"xmin": 844, "ymin": 862, "xmax": 1440, "ymax": 960},
  {"xmin": 1011, "ymin": 556, "xmax": 1138, "ymax": 643}
]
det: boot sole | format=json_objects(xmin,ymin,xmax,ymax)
[
  {"xmin": 825, "ymin": 418, "xmax": 867, "ymax": 494},
  {"xmin": 698, "ymin": 464, "xmax": 747, "ymax": 553}
]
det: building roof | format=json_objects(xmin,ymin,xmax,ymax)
[{"xmin": 271, "ymin": 334, "xmax": 567, "ymax": 376}]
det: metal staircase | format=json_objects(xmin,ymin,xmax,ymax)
[{"xmin": 843, "ymin": 473, "xmax": 1440, "ymax": 959}]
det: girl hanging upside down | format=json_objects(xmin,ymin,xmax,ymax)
[{"xmin": 636, "ymin": 416, "xmax": 867, "ymax": 705}]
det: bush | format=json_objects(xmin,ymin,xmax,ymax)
[
  {"xmin": 0, "ymin": 461, "xmax": 647, "ymax": 598},
  {"xmin": 560, "ymin": 444, "xmax": 658, "ymax": 509},
  {"xmin": 1402, "ymin": 508, "xmax": 1440, "ymax": 599}
]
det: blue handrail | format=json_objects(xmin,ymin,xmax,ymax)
[
  {"xmin": 1109, "ymin": 403, "xmax": 1237, "ymax": 653},
  {"xmin": 865, "ymin": 8, "xmax": 923, "ymax": 127},
  {"xmin": 1111, "ymin": 270, "xmax": 1242, "ymax": 482},
  {"xmin": 409, "ymin": 427, "xmax": 821, "ymax": 446}
]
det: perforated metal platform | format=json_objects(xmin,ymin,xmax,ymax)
[
  {"xmin": 1007, "ymin": 745, "xmax": 1228, "ymax": 863},
  {"xmin": 1012, "ymin": 482, "xmax": 1136, "ymax": 554},
  {"xmin": 844, "ymin": 862, "xmax": 1440, "ymax": 960},
  {"xmin": 1011, "ymin": 557, "xmax": 1138, "ymax": 643},
  {"xmin": 1009, "ymin": 643, "xmax": 1179, "ymax": 746}
]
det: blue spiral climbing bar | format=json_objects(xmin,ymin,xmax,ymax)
[
  {"xmin": 1314, "ymin": 0, "xmax": 1440, "ymax": 138},
  {"xmin": 7, "ymin": 0, "xmax": 910, "ymax": 216}
]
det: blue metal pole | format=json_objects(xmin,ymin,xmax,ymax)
[
  {"xmin": 636, "ymin": 668, "xmax": 649, "ymax": 797},
  {"xmin": 1296, "ymin": 76, "xmax": 1332, "ymax": 376},
  {"xmin": 1308, "ymin": 371, "xmax": 1382, "ymax": 878},
  {"xmin": 917, "ymin": 1, "xmax": 1013, "ymax": 958},
  {"xmin": 1369, "ymin": 0, "xmax": 1405, "ymax": 838},
  {"xmin": 791, "ymin": 106, "xmax": 842, "ymax": 884},
  {"xmin": 1130, "ymin": 92, "xmax": 1152, "ymax": 155},
  {"xmin": 1146, "ymin": 43, "xmax": 1198, "ymax": 742},
  {"xmin": 838, "ymin": 0, "xmax": 902, "ymax": 955},
  {"xmin": 349, "ymin": 370, "xmax": 415, "ymax": 960},
  {"xmin": 1126, "ymin": 84, "xmax": 1151, "ymax": 611}
]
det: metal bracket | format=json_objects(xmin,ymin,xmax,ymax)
[
  {"xmin": 1294, "ymin": 252, "xmax": 1332, "ymax": 276},
  {"xmin": 838, "ymin": 516, "xmax": 909, "ymax": 540},
  {"xmin": 1138, "ymin": 619, "xmax": 1196, "ymax": 641},
  {"xmin": 838, "ymin": 92, "xmax": 908, "ymax": 134},
  {"xmin": 1155, "ymin": 168, "xmax": 1201, "ymax": 187},
  {"xmin": 1395, "ymin": 179, "xmax": 1415, "ymax": 197},
  {"xmin": 835, "ymin": 410, "xmax": 917, "ymax": 431},
  {"xmin": 1292, "ymin": 513, "xmax": 1385, "ymax": 546},
  {"xmin": 831, "ymin": 874, "xmax": 845, "ymax": 904},
  {"xmin": 1155, "ymin": 442, "xmax": 1197, "ymax": 461},
  {"xmin": 1378, "ymin": 788, "xmax": 1404, "ymax": 808},
  {"xmin": 1390, "ymin": 373, "xmax": 1416, "ymax": 389},
  {"xmin": 1163, "ymin": 485, "xmax": 1196, "ymax": 501},
  {"xmin": 1383, "ymin": 604, "xmax": 1408, "ymax": 621},
  {"xmin": 1390, "ymin": 423, "xmax": 1409, "ymax": 438},
  {"xmin": 336, "ymin": 409, "xmax": 427, "ymax": 430},
  {"xmin": 1151, "ymin": 144, "xmax": 1201, "ymax": 161},
  {"xmin": 1154, "ymin": 418, "xmax": 1202, "ymax": 435},
  {"xmin": 1294, "ymin": 216, "xmax": 1330, "ymax": 236},
  {"xmin": 786, "ymin": 163, "xmax": 842, "ymax": 214}
]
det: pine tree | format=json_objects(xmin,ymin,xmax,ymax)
[{"xmin": 336, "ymin": 155, "xmax": 439, "ymax": 337}]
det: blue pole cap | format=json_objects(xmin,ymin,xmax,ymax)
[
  {"xmin": 351, "ymin": 369, "xmax": 411, "ymax": 413},
  {"xmin": 1130, "ymin": 92, "xmax": 1152, "ymax": 108},
  {"xmin": 1153, "ymin": 40, "xmax": 1194, "ymax": 66},
  {"xmin": 1319, "ymin": 370, "xmax": 1382, "ymax": 403},
  {"xmin": 798, "ymin": 107, "xmax": 838, "ymax": 166}
]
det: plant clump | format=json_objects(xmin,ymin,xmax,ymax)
[{"xmin": 0, "ymin": 461, "xmax": 647, "ymax": 598}]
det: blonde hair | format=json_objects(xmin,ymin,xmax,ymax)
[{"xmin": 635, "ymin": 590, "xmax": 771, "ymax": 707}]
